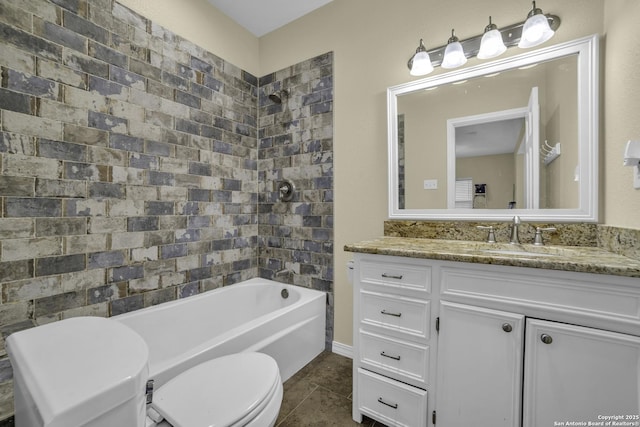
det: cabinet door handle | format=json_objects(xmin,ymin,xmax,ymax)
[
  {"xmin": 381, "ymin": 310, "xmax": 402, "ymax": 317},
  {"xmin": 540, "ymin": 334, "xmax": 553, "ymax": 344},
  {"xmin": 380, "ymin": 351, "xmax": 401, "ymax": 361},
  {"xmin": 381, "ymin": 273, "xmax": 403, "ymax": 280},
  {"xmin": 502, "ymin": 323, "xmax": 513, "ymax": 333},
  {"xmin": 377, "ymin": 397, "xmax": 398, "ymax": 409}
]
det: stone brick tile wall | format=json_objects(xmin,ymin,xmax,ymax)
[
  {"xmin": 257, "ymin": 53, "xmax": 334, "ymax": 347},
  {"xmin": 0, "ymin": 0, "xmax": 261, "ymax": 419}
]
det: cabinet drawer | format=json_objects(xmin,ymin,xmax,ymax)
[
  {"xmin": 360, "ymin": 258, "xmax": 431, "ymax": 297},
  {"xmin": 357, "ymin": 368, "xmax": 428, "ymax": 427},
  {"xmin": 360, "ymin": 290, "xmax": 430, "ymax": 342},
  {"xmin": 360, "ymin": 331, "xmax": 429, "ymax": 388}
]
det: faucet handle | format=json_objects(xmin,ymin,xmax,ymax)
[
  {"xmin": 533, "ymin": 227, "xmax": 557, "ymax": 246},
  {"xmin": 477, "ymin": 225, "xmax": 497, "ymax": 243}
]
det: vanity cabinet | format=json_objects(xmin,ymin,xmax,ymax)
[
  {"xmin": 436, "ymin": 303, "xmax": 640, "ymax": 427},
  {"xmin": 436, "ymin": 302, "xmax": 524, "ymax": 427},
  {"xmin": 523, "ymin": 319, "xmax": 640, "ymax": 427},
  {"xmin": 351, "ymin": 252, "xmax": 640, "ymax": 427},
  {"xmin": 352, "ymin": 255, "xmax": 435, "ymax": 427}
]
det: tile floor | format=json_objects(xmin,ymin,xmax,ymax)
[{"xmin": 277, "ymin": 351, "xmax": 385, "ymax": 427}]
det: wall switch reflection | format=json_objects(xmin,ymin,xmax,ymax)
[{"xmin": 424, "ymin": 179, "xmax": 438, "ymax": 190}]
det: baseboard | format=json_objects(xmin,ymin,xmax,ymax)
[{"xmin": 331, "ymin": 341, "xmax": 353, "ymax": 359}]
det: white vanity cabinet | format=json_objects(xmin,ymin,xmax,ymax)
[
  {"xmin": 436, "ymin": 302, "xmax": 640, "ymax": 427},
  {"xmin": 351, "ymin": 252, "xmax": 640, "ymax": 427},
  {"xmin": 523, "ymin": 319, "xmax": 640, "ymax": 427},
  {"xmin": 435, "ymin": 302, "xmax": 525, "ymax": 427},
  {"xmin": 352, "ymin": 254, "xmax": 435, "ymax": 427}
]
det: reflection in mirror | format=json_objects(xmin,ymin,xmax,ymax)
[
  {"xmin": 453, "ymin": 111, "xmax": 527, "ymax": 210},
  {"xmin": 448, "ymin": 84, "xmax": 546, "ymax": 211},
  {"xmin": 389, "ymin": 35, "xmax": 598, "ymax": 222}
]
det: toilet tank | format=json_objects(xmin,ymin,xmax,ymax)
[{"xmin": 7, "ymin": 317, "xmax": 149, "ymax": 427}]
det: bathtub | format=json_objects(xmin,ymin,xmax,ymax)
[{"xmin": 114, "ymin": 278, "xmax": 326, "ymax": 387}]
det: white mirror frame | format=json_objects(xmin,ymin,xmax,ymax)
[{"xmin": 388, "ymin": 34, "xmax": 599, "ymax": 222}]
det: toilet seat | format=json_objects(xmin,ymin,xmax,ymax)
[{"xmin": 151, "ymin": 352, "xmax": 282, "ymax": 427}]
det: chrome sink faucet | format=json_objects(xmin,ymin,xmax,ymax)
[{"xmin": 509, "ymin": 216, "xmax": 521, "ymax": 244}]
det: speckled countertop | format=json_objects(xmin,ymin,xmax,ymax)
[{"xmin": 344, "ymin": 237, "xmax": 640, "ymax": 278}]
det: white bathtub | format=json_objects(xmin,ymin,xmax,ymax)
[{"xmin": 114, "ymin": 278, "xmax": 326, "ymax": 387}]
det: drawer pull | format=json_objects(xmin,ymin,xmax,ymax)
[
  {"xmin": 381, "ymin": 273, "xmax": 403, "ymax": 280},
  {"xmin": 380, "ymin": 310, "xmax": 402, "ymax": 317},
  {"xmin": 377, "ymin": 397, "xmax": 398, "ymax": 409},
  {"xmin": 380, "ymin": 351, "xmax": 401, "ymax": 361}
]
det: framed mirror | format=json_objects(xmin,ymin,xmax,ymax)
[{"xmin": 388, "ymin": 34, "xmax": 599, "ymax": 222}]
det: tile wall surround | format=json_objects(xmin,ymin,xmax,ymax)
[
  {"xmin": 0, "ymin": 0, "xmax": 334, "ymax": 421},
  {"xmin": 257, "ymin": 53, "xmax": 334, "ymax": 348},
  {"xmin": 384, "ymin": 220, "xmax": 640, "ymax": 261}
]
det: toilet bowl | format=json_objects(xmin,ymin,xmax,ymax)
[{"xmin": 6, "ymin": 317, "xmax": 283, "ymax": 427}]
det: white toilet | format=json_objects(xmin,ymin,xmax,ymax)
[{"xmin": 6, "ymin": 317, "xmax": 283, "ymax": 427}]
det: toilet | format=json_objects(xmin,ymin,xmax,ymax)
[{"xmin": 6, "ymin": 317, "xmax": 283, "ymax": 427}]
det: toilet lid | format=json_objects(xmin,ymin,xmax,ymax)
[{"xmin": 152, "ymin": 352, "xmax": 281, "ymax": 427}]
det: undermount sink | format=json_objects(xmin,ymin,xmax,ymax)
[
  {"xmin": 474, "ymin": 244, "xmax": 586, "ymax": 259},
  {"xmin": 481, "ymin": 249, "xmax": 557, "ymax": 258}
]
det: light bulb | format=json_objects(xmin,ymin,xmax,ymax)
[
  {"xmin": 519, "ymin": 2, "xmax": 555, "ymax": 48},
  {"xmin": 477, "ymin": 18, "xmax": 507, "ymax": 59},
  {"xmin": 441, "ymin": 30, "xmax": 467, "ymax": 69},
  {"xmin": 410, "ymin": 51, "xmax": 434, "ymax": 76}
]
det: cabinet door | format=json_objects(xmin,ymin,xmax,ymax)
[
  {"xmin": 524, "ymin": 319, "xmax": 640, "ymax": 427},
  {"xmin": 436, "ymin": 302, "xmax": 524, "ymax": 427}
]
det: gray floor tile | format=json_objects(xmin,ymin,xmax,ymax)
[
  {"xmin": 278, "ymin": 351, "xmax": 383, "ymax": 427},
  {"xmin": 302, "ymin": 352, "xmax": 353, "ymax": 398},
  {"xmin": 278, "ymin": 386, "xmax": 365, "ymax": 427}
]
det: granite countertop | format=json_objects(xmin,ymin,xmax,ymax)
[{"xmin": 344, "ymin": 237, "xmax": 640, "ymax": 278}]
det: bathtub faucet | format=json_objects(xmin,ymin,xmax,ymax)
[{"xmin": 274, "ymin": 268, "xmax": 294, "ymax": 283}]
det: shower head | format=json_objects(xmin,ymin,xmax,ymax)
[{"xmin": 268, "ymin": 89, "xmax": 288, "ymax": 104}]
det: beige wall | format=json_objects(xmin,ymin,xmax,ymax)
[
  {"xmin": 120, "ymin": 0, "xmax": 640, "ymax": 349},
  {"xmin": 603, "ymin": 0, "xmax": 640, "ymax": 226},
  {"xmin": 457, "ymin": 154, "xmax": 516, "ymax": 209},
  {"xmin": 544, "ymin": 56, "xmax": 579, "ymax": 208},
  {"xmin": 117, "ymin": 0, "xmax": 260, "ymax": 74},
  {"xmin": 399, "ymin": 92, "xmax": 448, "ymax": 209}
]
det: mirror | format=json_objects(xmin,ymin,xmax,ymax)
[{"xmin": 388, "ymin": 35, "xmax": 599, "ymax": 222}]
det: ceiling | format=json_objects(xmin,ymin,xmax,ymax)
[
  {"xmin": 456, "ymin": 118, "xmax": 525, "ymax": 158},
  {"xmin": 206, "ymin": 0, "xmax": 333, "ymax": 37}
]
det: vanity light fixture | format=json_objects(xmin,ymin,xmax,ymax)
[
  {"xmin": 409, "ymin": 39, "xmax": 434, "ymax": 76},
  {"xmin": 441, "ymin": 29, "xmax": 467, "ymax": 69},
  {"xmin": 406, "ymin": 1, "xmax": 560, "ymax": 75},
  {"xmin": 519, "ymin": 1, "xmax": 556, "ymax": 48},
  {"xmin": 477, "ymin": 17, "xmax": 507, "ymax": 59}
]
